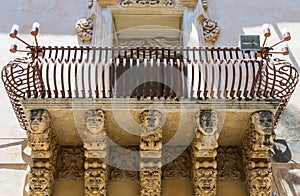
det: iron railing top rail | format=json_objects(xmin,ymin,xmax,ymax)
[{"xmin": 1, "ymin": 46, "xmax": 298, "ymax": 131}]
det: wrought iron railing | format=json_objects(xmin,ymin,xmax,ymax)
[{"xmin": 2, "ymin": 47, "xmax": 298, "ymax": 130}]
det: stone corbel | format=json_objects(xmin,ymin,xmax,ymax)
[
  {"xmin": 83, "ymin": 109, "xmax": 108, "ymax": 196},
  {"xmin": 27, "ymin": 109, "xmax": 57, "ymax": 196},
  {"xmin": 139, "ymin": 110, "xmax": 163, "ymax": 196},
  {"xmin": 242, "ymin": 111, "xmax": 275, "ymax": 196},
  {"xmin": 192, "ymin": 110, "xmax": 219, "ymax": 196},
  {"xmin": 198, "ymin": 15, "xmax": 220, "ymax": 43}
]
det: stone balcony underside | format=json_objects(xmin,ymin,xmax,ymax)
[{"xmin": 20, "ymin": 98, "xmax": 281, "ymax": 147}]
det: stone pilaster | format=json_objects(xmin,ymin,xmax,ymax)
[
  {"xmin": 83, "ymin": 109, "xmax": 108, "ymax": 196},
  {"xmin": 139, "ymin": 110, "xmax": 162, "ymax": 196},
  {"xmin": 27, "ymin": 109, "xmax": 57, "ymax": 196},
  {"xmin": 242, "ymin": 111, "xmax": 275, "ymax": 196},
  {"xmin": 192, "ymin": 110, "xmax": 219, "ymax": 196}
]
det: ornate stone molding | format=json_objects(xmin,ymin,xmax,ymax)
[
  {"xmin": 119, "ymin": 0, "xmax": 176, "ymax": 7},
  {"xmin": 242, "ymin": 111, "xmax": 275, "ymax": 196},
  {"xmin": 75, "ymin": 17, "xmax": 94, "ymax": 44},
  {"xmin": 27, "ymin": 109, "xmax": 57, "ymax": 196},
  {"xmin": 217, "ymin": 147, "xmax": 243, "ymax": 181},
  {"xmin": 58, "ymin": 147, "xmax": 84, "ymax": 181}
]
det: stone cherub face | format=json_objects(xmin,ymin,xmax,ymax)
[
  {"xmin": 140, "ymin": 110, "xmax": 162, "ymax": 131},
  {"xmin": 85, "ymin": 110, "xmax": 105, "ymax": 134},
  {"xmin": 29, "ymin": 109, "xmax": 51, "ymax": 134},
  {"xmin": 85, "ymin": 170, "xmax": 105, "ymax": 194},
  {"xmin": 250, "ymin": 170, "xmax": 271, "ymax": 193},
  {"xmin": 29, "ymin": 170, "xmax": 52, "ymax": 195},
  {"xmin": 196, "ymin": 110, "xmax": 218, "ymax": 135}
]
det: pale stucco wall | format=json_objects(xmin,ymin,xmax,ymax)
[{"xmin": 0, "ymin": 0, "xmax": 299, "ymax": 195}]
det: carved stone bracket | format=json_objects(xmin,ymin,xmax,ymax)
[
  {"xmin": 83, "ymin": 109, "xmax": 108, "ymax": 196},
  {"xmin": 242, "ymin": 111, "xmax": 275, "ymax": 196},
  {"xmin": 75, "ymin": 17, "xmax": 94, "ymax": 44},
  {"xmin": 27, "ymin": 109, "xmax": 57, "ymax": 196},
  {"xmin": 192, "ymin": 110, "xmax": 219, "ymax": 196},
  {"xmin": 140, "ymin": 110, "xmax": 162, "ymax": 196}
]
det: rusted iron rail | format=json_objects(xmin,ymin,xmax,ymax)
[{"xmin": 1, "ymin": 47, "xmax": 298, "ymax": 130}]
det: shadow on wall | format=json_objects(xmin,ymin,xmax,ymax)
[{"xmin": 271, "ymin": 139, "xmax": 292, "ymax": 163}]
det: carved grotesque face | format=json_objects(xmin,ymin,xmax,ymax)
[
  {"xmin": 85, "ymin": 171, "xmax": 105, "ymax": 194},
  {"xmin": 140, "ymin": 110, "xmax": 162, "ymax": 130},
  {"xmin": 252, "ymin": 111, "xmax": 274, "ymax": 146},
  {"xmin": 86, "ymin": 110, "xmax": 105, "ymax": 134},
  {"xmin": 196, "ymin": 169, "xmax": 216, "ymax": 193},
  {"xmin": 29, "ymin": 110, "xmax": 50, "ymax": 134},
  {"xmin": 29, "ymin": 170, "xmax": 51, "ymax": 195},
  {"xmin": 251, "ymin": 170, "xmax": 271, "ymax": 192},
  {"xmin": 197, "ymin": 110, "xmax": 218, "ymax": 135}
]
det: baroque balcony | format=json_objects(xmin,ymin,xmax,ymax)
[{"xmin": 2, "ymin": 46, "xmax": 298, "ymax": 132}]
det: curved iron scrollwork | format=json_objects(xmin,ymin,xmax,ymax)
[
  {"xmin": 1, "ymin": 57, "xmax": 44, "ymax": 130},
  {"xmin": 258, "ymin": 58, "xmax": 299, "ymax": 126}
]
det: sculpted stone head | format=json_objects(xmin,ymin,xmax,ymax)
[
  {"xmin": 85, "ymin": 110, "xmax": 105, "ymax": 134},
  {"xmin": 251, "ymin": 111, "xmax": 275, "ymax": 146},
  {"xmin": 140, "ymin": 110, "xmax": 162, "ymax": 131},
  {"xmin": 196, "ymin": 110, "xmax": 218, "ymax": 135},
  {"xmin": 29, "ymin": 169, "xmax": 52, "ymax": 195},
  {"xmin": 85, "ymin": 169, "xmax": 106, "ymax": 194},
  {"xmin": 250, "ymin": 169, "xmax": 272, "ymax": 193},
  {"xmin": 29, "ymin": 109, "xmax": 51, "ymax": 134},
  {"xmin": 195, "ymin": 168, "xmax": 217, "ymax": 194}
]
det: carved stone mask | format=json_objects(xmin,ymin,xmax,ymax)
[
  {"xmin": 196, "ymin": 169, "xmax": 216, "ymax": 193},
  {"xmin": 140, "ymin": 110, "xmax": 162, "ymax": 130},
  {"xmin": 85, "ymin": 110, "xmax": 105, "ymax": 134},
  {"xmin": 197, "ymin": 110, "xmax": 218, "ymax": 135},
  {"xmin": 29, "ymin": 109, "xmax": 50, "ymax": 134},
  {"xmin": 29, "ymin": 170, "xmax": 51, "ymax": 194},
  {"xmin": 85, "ymin": 170, "xmax": 105, "ymax": 194}
]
